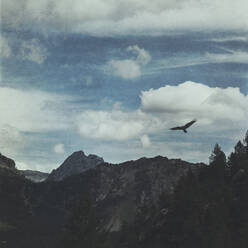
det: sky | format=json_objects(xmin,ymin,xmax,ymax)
[{"xmin": 1, "ymin": 0, "xmax": 248, "ymax": 172}]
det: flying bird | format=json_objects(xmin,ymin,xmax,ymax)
[{"xmin": 170, "ymin": 119, "xmax": 197, "ymax": 133}]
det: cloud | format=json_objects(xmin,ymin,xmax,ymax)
[
  {"xmin": 76, "ymin": 81, "xmax": 248, "ymax": 143},
  {"xmin": 140, "ymin": 134, "xmax": 151, "ymax": 148},
  {"xmin": 15, "ymin": 161, "xmax": 30, "ymax": 170},
  {"xmin": 76, "ymin": 110, "xmax": 149, "ymax": 141},
  {"xmin": 53, "ymin": 143, "xmax": 65, "ymax": 154},
  {"xmin": 206, "ymin": 50, "xmax": 248, "ymax": 64},
  {"xmin": 0, "ymin": 35, "xmax": 47, "ymax": 64},
  {"xmin": 19, "ymin": 38, "xmax": 48, "ymax": 64},
  {"xmin": 0, "ymin": 86, "xmax": 71, "ymax": 132},
  {"xmin": 140, "ymin": 81, "xmax": 248, "ymax": 130},
  {"xmin": 15, "ymin": 160, "xmax": 57, "ymax": 172},
  {"xmin": 108, "ymin": 59, "xmax": 141, "ymax": 79},
  {"xmin": 127, "ymin": 45, "xmax": 151, "ymax": 65},
  {"xmin": 209, "ymin": 36, "xmax": 248, "ymax": 43},
  {"xmin": 107, "ymin": 45, "xmax": 151, "ymax": 79},
  {"xmin": 0, "ymin": 125, "xmax": 27, "ymax": 156},
  {"xmin": 0, "ymin": 35, "xmax": 12, "ymax": 58},
  {"xmin": 2, "ymin": 0, "xmax": 248, "ymax": 36},
  {"xmin": 152, "ymin": 48, "xmax": 248, "ymax": 73},
  {"xmin": 75, "ymin": 106, "xmax": 162, "ymax": 141}
]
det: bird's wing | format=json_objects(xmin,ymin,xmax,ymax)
[
  {"xmin": 170, "ymin": 126, "xmax": 183, "ymax": 130},
  {"xmin": 183, "ymin": 119, "xmax": 197, "ymax": 129}
]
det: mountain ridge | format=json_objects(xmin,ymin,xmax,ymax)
[
  {"xmin": 47, "ymin": 150, "xmax": 104, "ymax": 181},
  {"xmin": 1, "ymin": 133, "xmax": 248, "ymax": 248}
]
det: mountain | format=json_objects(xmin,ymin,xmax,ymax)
[
  {"xmin": 0, "ymin": 153, "xmax": 15, "ymax": 170},
  {"xmin": 0, "ymin": 152, "xmax": 203, "ymax": 248},
  {"xmin": 47, "ymin": 151, "xmax": 104, "ymax": 181},
  {"xmin": 1, "ymin": 134, "xmax": 248, "ymax": 248},
  {"xmin": 19, "ymin": 170, "xmax": 49, "ymax": 182}
]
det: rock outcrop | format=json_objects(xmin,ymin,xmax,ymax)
[
  {"xmin": 0, "ymin": 153, "xmax": 15, "ymax": 169},
  {"xmin": 47, "ymin": 151, "xmax": 104, "ymax": 181}
]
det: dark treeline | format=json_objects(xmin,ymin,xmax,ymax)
[{"xmin": 62, "ymin": 131, "xmax": 248, "ymax": 248}]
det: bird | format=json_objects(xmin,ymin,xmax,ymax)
[{"xmin": 170, "ymin": 119, "xmax": 197, "ymax": 133}]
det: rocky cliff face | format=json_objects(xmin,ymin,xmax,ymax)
[
  {"xmin": 86, "ymin": 156, "xmax": 203, "ymax": 231},
  {"xmin": 0, "ymin": 153, "xmax": 15, "ymax": 169},
  {"xmin": 47, "ymin": 151, "xmax": 104, "ymax": 181}
]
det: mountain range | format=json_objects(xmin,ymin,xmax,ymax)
[
  {"xmin": 0, "ymin": 150, "xmax": 203, "ymax": 247},
  {"xmin": 0, "ymin": 135, "xmax": 248, "ymax": 248}
]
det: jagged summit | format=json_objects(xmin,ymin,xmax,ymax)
[
  {"xmin": 0, "ymin": 153, "xmax": 16, "ymax": 169},
  {"xmin": 47, "ymin": 150, "xmax": 104, "ymax": 181}
]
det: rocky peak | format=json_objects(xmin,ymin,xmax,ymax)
[
  {"xmin": 0, "ymin": 153, "xmax": 16, "ymax": 169},
  {"xmin": 47, "ymin": 150, "xmax": 104, "ymax": 181}
]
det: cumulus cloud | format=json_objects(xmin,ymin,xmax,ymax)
[
  {"xmin": 75, "ymin": 81, "xmax": 248, "ymax": 143},
  {"xmin": 76, "ymin": 110, "xmax": 148, "ymax": 141},
  {"xmin": 19, "ymin": 38, "xmax": 48, "ymax": 64},
  {"xmin": 0, "ymin": 86, "xmax": 70, "ymax": 132},
  {"xmin": 0, "ymin": 125, "xmax": 27, "ymax": 156},
  {"xmin": 2, "ymin": 0, "xmax": 248, "ymax": 35},
  {"xmin": 107, "ymin": 45, "xmax": 151, "ymax": 79},
  {"xmin": 108, "ymin": 59, "xmax": 141, "ymax": 79},
  {"xmin": 141, "ymin": 81, "xmax": 248, "ymax": 131},
  {"xmin": 0, "ymin": 87, "xmax": 73, "ymax": 169},
  {"xmin": 140, "ymin": 134, "xmax": 151, "ymax": 148},
  {"xmin": 53, "ymin": 143, "xmax": 65, "ymax": 154}
]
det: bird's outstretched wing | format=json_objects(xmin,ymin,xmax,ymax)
[
  {"xmin": 183, "ymin": 119, "xmax": 197, "ymax": 129},
  {"xmin": 170, "ymin": 126, "xmax": 183, "ymax": 130}
]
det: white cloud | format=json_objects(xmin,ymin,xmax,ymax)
[
  {"xmin": 140, "ymin": 81, "xmax": 248, "ymax": 131},
  {"xmin": 152, "ymin": 49, "xmax": 248, "ymax": 73},
  {"xmin": 108, "ymin": 59, "xmax": 141, "ymax": 79},
  {"xmin": 127, "ymin": 45, "xmax": 151, "ymax": 65},
  {"xmin": 107, "ymin": 45, "xmax": 151, "ymax": 79},
  {"xmin": 206, "ymin": 50, "xmax": 248, "ymax": 64},
  {"xmin": 15, "ymin": 161, "xmax": 30, "ymax": 170},
  {"xmin": 209, "ymin": 36, "xmax": 248, "ymax": 43},
  {"xmin": 0, "ymin": 35, "xmax": 12, "ymax": 58},
  {"xmin": 140, "ymin": 134, "xmax": 151, "ymax": 148},
  {"xmin": 15, "ymin": 160, "xmax": 57, "ymax": 172},
  {"xmin": 19, "ymin": 38, "xmax": 48, "ymax": 64},
  {"xmin": 0, "ymin": 35, "xmax": 47, "ymax": 64},
  {"xmin": 76, "ymin": 81, "xmax": 248, "ymax": 143},
  {"xmin": 0, "ymin": 86, "xmax": 71, "ymax": 132},
  {"xmin": 0, "ymin": 87, "xmax": 73, "ymax": 170},
  {"xmin": 76, "ymin": 110, "xmax": 148, "ymax": 141},
  {"xmin": 2, "ymin": 0, "xmax": 248, "ymax": 35},
  {"xmin": 53, "ymin": 143, "xmax": 65, "ymax": 154},
  {"xmin": 0, "ymin": 125, "xmax": 27, "ymax": 156}
]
